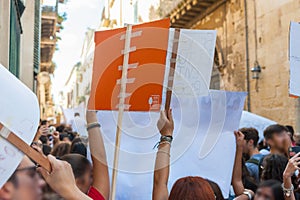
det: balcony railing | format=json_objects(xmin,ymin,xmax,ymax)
[
  {"xmin": 159, "ymin": 0, "xmax": 183, "ymax": 17},
  {"xmin": 42, "ymin": 5, "xmax": 57, "ymax": 13}
]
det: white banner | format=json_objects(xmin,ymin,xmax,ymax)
[
  {"xmin": 0, "ymin": 64, "xmax": 40, "ymax": 188},
  {"xmin": 96, "ymin": 90, "xmax": 246, "ymax": 199},
  {"xmin": 239, "ymin": 111, "xmax": 276, "ymax": 142},
  {"xmin": 165, "ymin": 29, "xmax": 217, "ymax": 98},
  {"xmin": 289, "ymin": 22, "xmax": 300, "ymax": 97}
]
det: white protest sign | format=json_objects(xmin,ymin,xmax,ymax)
[
  {"xmin": 165, "ymin": 29, "xmax": 217, "ymax": 97},
  {"xmin": 289, "ymin": 22, "xmax": 300, "ymax": 97},
  {"xmin": 240, "ymin": 111, "xmax": 276, "ymax": 142},
  {"xmin": 62, "ymin": 102, "xmax": 87, "ymax": 136},
  {"xmin": 96, "ymin": 90, "xmax": 246, "ymax": 199},
  {"xmin": 0, "ymin": 64, "xmax": 40, "ymax": 188}
]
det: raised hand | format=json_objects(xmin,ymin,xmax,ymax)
[
  {"xmin": 234, "ymin": 131, "xmax": 244, "ymax": 148},
  {"xmin": 157, "ymin": 109, "xmax": 174, "ymax": 136}
]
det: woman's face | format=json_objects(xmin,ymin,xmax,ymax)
[{"xmin": 254, "ymin": 187, "xmax": 274, "ymax": 200}]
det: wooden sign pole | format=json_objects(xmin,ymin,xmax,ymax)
[
  {"xmin": 0, "ymin": 123, "xmax": 51, "ymax": 172},
  {"xmin": 165, "ymin": 28, "xmax": 181, "ymax": 111},
  {"xmin": 110, "ymin": 24, "xmax": 133, "ymax": 200}
]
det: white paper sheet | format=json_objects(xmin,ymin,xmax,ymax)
[
  {"xmin": 289, "ymin": 22, "xmax": 300, "ymax": 97},
  {"xmin": 63, "ymin": 102, "xmax": 87, "ymax": 136},
  {"xmin": 96, "ymin": 90, "xmax": 246, "ymax": 199},
  {"xmin": 164, "ymin": 29, "xmax": 216, "ymax": 98},
  {"xmin": 0, "ymin": 64, "xmax": 40, "ymax": 188}
]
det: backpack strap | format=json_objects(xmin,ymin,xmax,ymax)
[{"xmin": 246, "ymin": 158, "xmax": 260, "ymax": 165}]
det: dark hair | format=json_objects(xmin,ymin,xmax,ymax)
[
  {"xmin": 71, "ymin": 137, "xmax": 82, "ymax": 145},
  {"xmin": 59, "ymin": 133, "xmax": 69, "ymax": 141},
  {"xmin": 242, "ymin": 158, "xmax": 257, "ymax": 192},
  {"xmin": 74, "ymin": 113, "xmax": 80, "ymax": 117},
  {"xmin": 206, "ymin": 179, "xmax": 224, "ymax": 200},
  {"xmin": 286, "ymin": 125, "xmax": 295, "ymax": 142},
  {"xmin": 169, "ymin": 176, "xmax": 215, "ymax": 200},
  {"xmin": 42, "ymin": 144, "xmax": 52, "ymax": 156},
  {"xmin": 40, "ymin": 120, "xmax": 48, "ymax": 126},
  {"xmin": 68, "ymin": 132, "xmax": 77, "ymax": 141},
  {"xmin": 261, "ymin": 154, "xmax": 288, "ymax": 182},
  {"xmin": 39, "ymin": 135, "xmax": 48, "ymax": 144},
  {"xmin": 257, "ymin": 180, "xmax": 284, "ymax": 200},
  {"xmin": 70, "ymin": 142, "xmax": 87, "ymax": 157},
  {"xmin": 60, "ymin": 154, "xmax": 91, "ymax": 179},
  {"xmin": 239, "ymin": 127, "xmax": 259, "ymax": 147},
  {"xmin": 56, "ymin": 124, "xmax": 66, "ymax": 133},
  {"xmin": 286, "ymin": 125, "xmax": 295, "ymax": 135},
  {"xmin": 51, "ymin": 143, "xmax": 71, "ymax": 158},
  {"xmin": 258, "ymin": 140, "xmax": 269, "ymax": 151},
  {"xmin": 263, "ymin": 124, "xmax": 288, "ymax": 140}
]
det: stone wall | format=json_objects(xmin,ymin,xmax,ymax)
[{"xmin": 190, "ymin": 0, "xmax": 300, "ymax": 128}]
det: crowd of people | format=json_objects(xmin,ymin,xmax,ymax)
[{"xmin": 0, "ymin": 107, "xmax": 300, "ymax": 200}]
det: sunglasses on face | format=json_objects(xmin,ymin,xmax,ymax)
[{"xmin": 15, "ymin": 165, "xmax": 40, "ymax": 178}]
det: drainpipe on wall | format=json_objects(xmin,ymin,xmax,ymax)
[{"xmin": 244, "ymin": 0, "xmax": 251, "ymax": 112}]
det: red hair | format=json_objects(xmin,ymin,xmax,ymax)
[{"xmin": 169, "ymin": 176, "xmax": 215, "ymax": 200}]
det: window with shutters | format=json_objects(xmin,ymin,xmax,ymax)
[{"xmin": 9, "ymin": 0, "xmax": 24, "ymax": 78}]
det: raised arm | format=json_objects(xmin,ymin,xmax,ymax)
[
  {"xmin": 86, "ymin": 111, "xmax": 110, "ymax": 200},
  {"xmin": 282, "ymin": 152, "xmax": 300, "ymax": 200},
  {"xmin": 232, "ymin": 131, "xmax": 246, "ymax": 196},
  {"xmin": 152, "ymin": 109, "xmax": 174, "ymax": 200}
]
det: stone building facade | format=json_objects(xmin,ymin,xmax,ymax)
[{"xmin": 161, "ymin": 0, "xmax": 300, "ymax": 129}]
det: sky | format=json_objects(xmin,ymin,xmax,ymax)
[
  {"xmin": 51, "ymin": 0, "xmax": 160, "ymax": 99},
  {"xmin": 52, "ymin": 0, "xmax": 104, "ymax": 95}
]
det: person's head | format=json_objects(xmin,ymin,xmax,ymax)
[
  {"xmin": 42, "ymin": 144, "xmax": 52, "ymax": 156},
  {"xmin": 40, "ymin": 120, "xmax": 49, "ymax": 127},
  {"xmin": 293, "ymin": 132, "xmax": 300, "ymax": 146},
  {"xmin": 239, "ymin": 127, "xmax": 259, "ymax": 154},
  {"xmin": 60, "ymin": 154, "xmax": 92, "ymax": 193},
  {"xmin": 51, "ymin": 143, "xmax": 71, "ymax": 158},
  {"xmin": 261, "ymin": 154, "xmax": 288, "ymax": 182},
  {"xmin": 0, "ymin": 156, "xmax": 46, "ymax": 200},
  {"xmin": 169, "ymin": 176, "xmax": 215, "ymax": 200},
  {"xmin": 70, "ymin": 142, "xmax": 87, "ymax": 157},
  {"xmin": 254, "ymin": 179, "xmax": 284, "ymax": 200},
  {"xmin": 39, "ymin": 135, "xmax": 49, "ymax": 145},
  {"xmin": 59, "ymin": 133, "xmax": 71, "ymax": 143},
  {"xmin": 263, "ymin": 124, "xmax": 289, "ymax": 153},
  {"xmin": 74, "ymin": 113, "xmax": 80, "ymax": 117},
  {"xmin": 206, "ymin": 179, "xmax": 224, "ymax": 200},
  {"xmin": 55, "ymin": 124, "xmax": 65, "ymax": 133},
  {"xmin": 286, "ymin": 125, "xmax": 295, "ymax": 142}
]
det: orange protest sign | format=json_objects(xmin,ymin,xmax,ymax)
[{"xmin": 88, "ymin": 19, "xmax": 170, "ymax": 111}]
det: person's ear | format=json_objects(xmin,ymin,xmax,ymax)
[
  {"xmin": 248, "ymin": 139, "xmax": 254, "ymax": 146},
  {"xmin": 0, "ymin": 182, "xmax": 15, "ymax": 199}
]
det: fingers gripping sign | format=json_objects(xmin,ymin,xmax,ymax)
[{"xmin": 157, "ymin": 109, "xmax": 174, "ymax": 136}]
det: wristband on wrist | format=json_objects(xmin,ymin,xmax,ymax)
[
  {"xmin": 282, "ymin": 183, "xmax": 294, "ymax": 197},
  {"xmin": 242, "ymin": 189, "xmax": 252, "ymax": 200},
  {"xmin": 87, "ymin": 122, "xmax": 101, "ymax": 131},
  {"xmin": 158, "ymin": 141, "xmax": 171, "ymax": 147},
  {"xmin": 153, "ymin": 135, "xmax": 173, "ymax": 149},
  {"xmin": 160, "ymin": 135, "xmax": 173, "ymax": 143}
]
